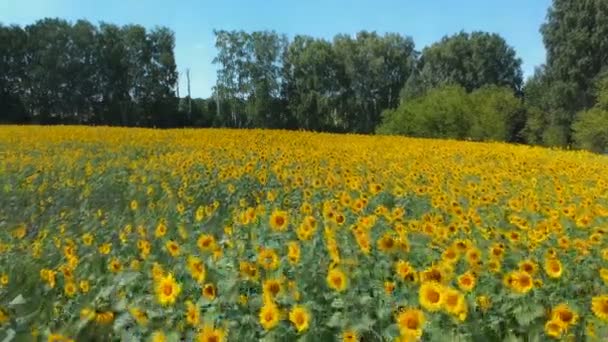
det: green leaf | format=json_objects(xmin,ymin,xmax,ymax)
[
  {"xmin": 326, "ymin": 312, "xmax": 343, "ymax": 328},
  {"xmin": 330, "ymin": 298, "xmax": 344, "ymax": 309},
  {"xmin": 1, "ymin": 329, "xmax": 15, "ymax": 342},
  {"xmin": 9, "ymin": 294, "xmax": 26, "ymax": 306}
]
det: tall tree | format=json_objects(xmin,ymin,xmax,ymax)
[
  {"xmin": 536, "ymin": 0, "xmax": 608, "ymax": 143},
  {"xmin": 333, "ymin": 32, "xmax": 417, "ymax": 133},
  {"xmin": 282, "ymin": 36, "xmax": 340, "ymax": 130},
  {"xmin": 0, "ymin": 24, "xmax": 28, "ymax": 123},
  {"xmin": 24, "ymin": 18, "xmax": 73, "ymax": 123},
  {"xmin": 403, "ymin": 31, "xmax": 523, "ymax": 99}
]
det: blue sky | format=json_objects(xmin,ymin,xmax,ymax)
[{"xmin": 1, "ymin": 0, "xmax": 552, "ymax": 98}]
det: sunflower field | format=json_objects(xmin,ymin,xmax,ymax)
[{"xmin": 2, "ymin": 126, "xmax": 608, "ymax": 341}]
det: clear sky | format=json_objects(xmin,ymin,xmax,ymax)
[{"xmin": 1, "ymin": 0, "xmax": 552, "ymax": 98}]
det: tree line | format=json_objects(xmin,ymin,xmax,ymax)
[
  {"xmin": 1, "ymin": 0, "xmax": 607, "ymax": 152},
  {"xmin": 0, "ymin": 18, "xmax": 179, "ymax": 126}
]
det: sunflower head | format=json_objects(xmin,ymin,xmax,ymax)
[{"xmin": 419, "ymin": 282, "xmax": 444, "ymax": 312}]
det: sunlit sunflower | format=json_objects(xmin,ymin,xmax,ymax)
[
  {"xmin": 270, "ymin": 210, "xmax": 289, "ymax": 232},
  {"xmin": 395, "ymin": 260, "xmax": 416, "ymax": 281},
  {"xmin": 197, "ymin": 234, "xmax": 216, "ymax": 253},
  {"xmin": 457, "ymin": 272, "xmax": 476, "ymax": 292},
  {"xmin": 591, "ymin": 295, "xmax": 608, "ymax": 321},
  {"xmin": 287, "ymin": 241, "xmax": 301, "ymax": 265},
  {"xmin": 544, "ymin": 258, "xmax": 563, "ymax": 278},
  {"xmin": 258, "ymin": 248, "xmax": 280, "ymax": 270},
  {"xmin": 203, "ymin": 283, "xmax": 217, "ymax": 300},
  {"xmin": 259, "ymin": 301, "xmax": 280, "ymax": 330},
  {"xmin": 419, "ymin": 282, "xmax": 444, "ymax": 312},
  {"xmin": 187, "ymin": 256, "xmax": 206, "ymax": 283},
  {"xmin": 396, "ymin": 308, "xmax": 425, "ymax": 338},
  {"xmin": 196, "ymin": 324, "xmax": 226, "ymax": 342},
  {"xmin": 165, "ymin": 240, "xmax": 180, "ymax": 257},
  {"xmin": 551, "ymin": 303, "xmax": 577, "ymax": 328},
  {"xmin": 326, "ymin": 268, "xmax": 348, "ymax": 292},
  {"xmin": 511, "ymin": 271, "xmax": 533, "ymax": 294},
  {"xmin": 288, "ymin": 305, "xmax": 310, "ymax": 333},
  {"xmin": 341, "ymin": 330, "xmax": 358, "ymax": 342},
  {"xmin": 518, "ymin": 259, "xmax": 537, "ymax": 274},
  {"xmin": 129, "ymin": 307, "xmax": 148, "ymax": 326},
  {"xmin": 155, "ymin": 273, "xmax": 181, "ymax": 305},
  {"xmin": 544, "ymin": 319, "xmax": 563, "ymax": 339}
]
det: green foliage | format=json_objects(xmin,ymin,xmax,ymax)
[
  {"xmin": 402, "ymin": 31, "xmax": 523, "ymax": 100},
  {"xmin": 378, "ymin": 85, "xmax": 523, "ymax": 142},
  {"xmin": 378, "ymin": 85, "xmax": 471, "ymax": 138},
  {"xmin": 572, "ymin": 73, "xmax": 608, "ymax": 153},
  {"xmin": 572, "ymin": 108, "xmax": 608, "ymax": 153},
  {"xmin": 468, "ymin": 86, "xmax": 524, "ymax": 142},
  {"xmin": 0, "ymin": 19, "xmax": 179, "ymax": 127}
]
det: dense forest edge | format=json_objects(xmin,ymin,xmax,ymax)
[{"xmin": 1, "ymin": 0, "xmax": 607, "ymax": 153}]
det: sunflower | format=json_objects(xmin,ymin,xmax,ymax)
[
  {"xmin": 165, "ymin": 240, "xmax": 180, "ymax": 257},
  {"xmin": 544, "ymin": 319, "xmax": 563, "ymax": 339},
  {"xmin": 384, "ymin": 281, "xmax": 396, "ymax": 295},
  {"xmin": 259, "ymin": 301, "xmax": 280, "ymax": 330},
  {"xmin": 203, "ymin": 283, "xmax": 217, "ymax": 300},
  {"xmin": 441, "ymin": 247, "xmax": 460, "ymax": 264},
  {"xmin": 476, "ymin": 295, "xmax": 491, "ymax": 312},
  {"xmin": 64, "ymin": 281, "xmax": 77, "ymax": 297},
  {"xmin": 258, "ymin": 248, "xmax": 280, "ymax": 270},
  {"xmin": 341, "ymin": 330, "xmax": 358, "ymax": 342},
  {"xmin": 465, "ymin": 248, "xmax": 481, "ymax": 266},
  {"xmin": 551, "ymin": 303, "xmax": 577, "ymax": 328},
  {"xmin": 187, "ymin": 256, "xmax": 206, "ymax": 283},
  {"xmin": 82, "ymin": 233, "xmax": 93, "ymax": 246},
  {"xmin": 263, "ymin": 278, "xmax": 283, "ymax": 299},
  {"xmin": 419, "ymin": 282, "xmax": 444, "ymax": 312},
  {"xmin": 511, "ymin": 271, "xmax": 533, "ymax": 294},
  {"xmin": 420, "ymin": 265, "xmax": 447, "ymax": 284},
  {"xmin": 197, "ymin": 234, "xmax": 216, "ymax": 253},
  {"xmin": 47, "ymin": 333, "xmax": 74, "ymax": 342},
  {"xmin": 544, "ymin": 258, "xmax": 563, "ymax": 278},
  {"xmin": 155, "ymin": 273, "xmax": 181, "ymax": 305},
  {"xmin": 591, "ymin": 295, "xmax": 608, "ymax": 321},
  {"xmin": 287, "ymin": 241, "xmax": 301, "ymax": 265},
  {"xmin": 239, "ymin": 261, "xmax": 259, "ymax": 280},
  {"xmin": 269, "ymin": 210, "xmax": 289, "ymax": 232},
  {"xmin": 487, "ymin": 258, "xmax": 502, "ymax": 273},
  {"xmin": 600, "ymin": 268, "xmax": 608, "ymax": 284},
  {"xmin": 289, "ymin": 305, "xmax": 310, "ymax": 333},
  {"xmin": 326, "ymin": 268, "xmax": 348, "ymax": 292},
  {"xmin": 184, "ymin": 300, "xmax": 200, "ymax": 326},
  {"xmin": 518, "ymin": 259, "xmax": 537, "ymax": 274},
  {"xmin": 196, "ymin": 324, "xmax": 225, "ymax": 342},
  {"xmin": 443, "ymin": 287, "xmax": 466, "ymax": 317},
  {"xmin": 95, "ymin": 311, "xmax": 114, "ymax": 325},
  {"xmin": 457, "ymin": 272, "xmax": 476, "ymax": 292},
  {"xmin": 108, "ymin": 258, "xmax": 122, "ymax": 273},
  {"xmin": 79, "ymin": 280, "xmax": 89, "ymax": 293},
  {"xmin": 80, "ymin": 308, "xmax": 96, "ymax": 321},
  {"xmin": 155, "ymin": 222, "xmax": 167, "ymax": 238},
  {"xmin": 129, "ymin": 307, "xmax": 148, "ymax": 326},
  {"xmin": 396, "ymin": 308, "xmax": 425, "ymax": 338},
  {"xmin": 395, "ymin": 260, "xmax": 416, "ymax": 280},
  {"xmin": 150, "ymin": 331, "xmax": 166, "ymax": 342},
  {"xmin": 377, "ymin": 233, "xmax": 397, "ymax": 253}
]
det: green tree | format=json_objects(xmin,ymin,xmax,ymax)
[
  {"xmin": 0, "ymin": 24, "xmax": 28, "ymax": 123},
  {"xmin": 403, "ymin": 31, "xmax": 523, "ymax": 99},
  {"xmin": 378, "ymin": 85, "xmax": 472, "ymax": 139},
  {"xmin": 282, "ymin": 36, "xmax": 340, "ymax": 130},
  {"xmin": 469, "ymin": 85, "xmax": 525, "ymax": 142},
  {"xmin": 573, "ymin": 73, "xmax": 608, "ymax": 153},
  {"xmin": 332, "ymin": 31, "xmax": 417, "ymax": 133}
]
